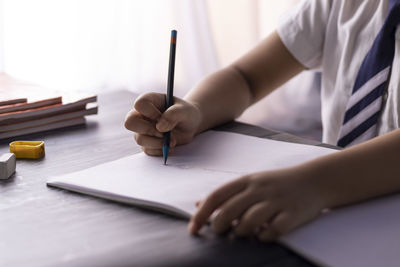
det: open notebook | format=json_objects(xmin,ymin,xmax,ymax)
[
  {"xmin": 47, "ymin": 131, "xmax": 400, "ymax": 267},
  {"xmin": 47, "ymin": 131, "xmax": 336, "ymax": 218}
]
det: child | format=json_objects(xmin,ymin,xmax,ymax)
[{"xmin": 124, "ymin": 0, "xmax": 400, "ymax": 241}]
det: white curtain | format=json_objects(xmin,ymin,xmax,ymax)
[
  {"xmin": 0, "ymin": 0, "xmax": 300, "ymax": 94},
  {"xmin": 207, "ymin": 0, "xmax": 299, "ymax": 67},
  {"xmin": 206, "ymin": 0, "xmax": 322, "ymax": 140},
  {"xmin": 0, "ymin": 0, "xmax": 219, "ymax": 96},
  {"xmin": 0, "ymin": 0, "xmax": 322, "ymax": 139}
]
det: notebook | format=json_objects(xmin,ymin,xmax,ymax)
[
  {"xmin": 0, "ymin": 97, "xmax": 62, "ymax": 114},
  {"xmin": 0, "ymin": 117, "xmax": 86, "ymax": 139},
  {"xmin": 0, "ymin": 104, "xmax": 97, "ymax": 132},
  {"xmin": 47, "ymin": 131, "xmax": 336, "ymax": 218},
  {"xmin": 47, "ymin": 131, "xmax": 400, "ymax": 267},
  {"xmin": 0, "ymin": 96, "xmax": 97, "ymax": 123},
  {"xmin": 0, "ymin": 96, "xmax": 97, "ymax": 139}
]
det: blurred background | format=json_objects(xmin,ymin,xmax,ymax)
[{"xmin": 0, "ymin": 0, "xmax": 322, "ymax": 139}]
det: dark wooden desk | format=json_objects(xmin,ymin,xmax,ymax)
[{"xmin": 1, "ymin": 90, "xmax": 329, "ymax": 267}]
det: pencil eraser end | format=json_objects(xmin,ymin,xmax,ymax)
[{"xmin": 0, "ymin": 153, "xmax": 16, "ymax": 180}]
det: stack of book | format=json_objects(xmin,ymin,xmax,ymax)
[{"xmin": 0, "ymin": 96, "xmax": 98, "ymax": 139}]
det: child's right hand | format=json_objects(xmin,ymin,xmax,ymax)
[{"xmin": 124, "ymin": 92, "xmax": 202, "ymax": 156}]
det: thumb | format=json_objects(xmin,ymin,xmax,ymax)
[{"xmin": 156, "ymin": 104, "xmax": 187, "ymax": 132}]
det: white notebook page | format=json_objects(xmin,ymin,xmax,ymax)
[
  {"xmin": 48, "ymin": 131, "xmax": 400, "ymax": 267},
  {"xmin": 47, "ymin": 131, "xmax": 335, "ymax": 217}
]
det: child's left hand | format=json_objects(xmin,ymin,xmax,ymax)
[{"xmin": 188, "ymin": 166, "xmax": 325, "ymax": 241}]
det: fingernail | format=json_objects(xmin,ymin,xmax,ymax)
[{"xmin": 157, "ymin": 118, "xmax": 169, "ymax": 132}]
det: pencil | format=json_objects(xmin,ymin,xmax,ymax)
[{"xmin": 163, "ymin": 29, "xmax": 177, "ymax": 165}]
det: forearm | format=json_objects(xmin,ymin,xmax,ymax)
[
  {"xmin": 184, "ymin": 31, "xmax": 304, "ymax": 134},
  {"xmin": 304, "ymin": 129, "xmax": 400, "ymax": 209},
  {"xmin": 184, "ymin": 66, "xmax": 252, "ymax": 133}
]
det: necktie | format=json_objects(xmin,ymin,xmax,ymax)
[{"xmin": 337, "ymin": 0, "xmax": 400, "ymax": 147}]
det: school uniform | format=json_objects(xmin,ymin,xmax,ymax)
[{"xmin": 277, "ymin": 0, "xmax": 400, "ymax": 146}]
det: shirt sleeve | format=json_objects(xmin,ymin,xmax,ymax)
[{"xmin": 277, "ymin": 0, "xmax": 332, "ymax": 69}]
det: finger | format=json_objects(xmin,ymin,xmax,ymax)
[
  {"xmin": 188, "ymin": 176, "xmax": 249, "ymax": 235},
  {"xmin": 134, "ymin": 93, "xmax": 164, "ymax": 121},
  {"xmin": 156, "ymin": 102, "xmax": 190, "ymax": 132},
  {"xmin": 211, "ymin": 189, "xmax": 261, "ymax": 234},
  {"xmin": 257, "ymin": 227, "xmax": 278, "ymax": 242},
  {"xmin": 125, "ymin": 110, "xmax": 163, "ymax": 138},
  {"xmin": 258, "ymin": 212, "xmax": 293, "ymax": 242},
  {"xmin": 269, "ymin": 212, "xmax": 297, "ymax": 236},
  {"xmin": 134, "ymin": 134, "xmax": 163, "ymax": 149},
  {"xmin": 142, "ymin": 147, "xmax": 163, "ymax": 156},
  {"xmin": 234, "ymin": 201, "xmax": 278, "ymax": 237},
  {"xmin": 135, "ymin": 134, "xmax": 177, "ymax": 149}
]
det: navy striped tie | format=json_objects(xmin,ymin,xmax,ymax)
[{"xmin": 337, "ymin": 0, "xmax": 400, "ymax": 147}]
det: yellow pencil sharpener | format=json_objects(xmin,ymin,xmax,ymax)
[{"xmin": 9, "ymin": 141, "xmax": 45, "ymax": 159}]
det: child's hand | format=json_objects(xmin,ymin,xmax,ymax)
[
  {"xmin": 124, "ymin": 92, "xmax": 202, "ymax": 156},
  {"xmin": 188, "ymin": 167, "xmax": 324, "ymax": 241}
]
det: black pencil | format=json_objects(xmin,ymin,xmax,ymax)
[{"xmin": 163, "ymin": 30, "xmax": 177, "ymax": 165}]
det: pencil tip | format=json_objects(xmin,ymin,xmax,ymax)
[{"xmin": 162, "ymin": 145, "xmax": 169, "ymax": 165}]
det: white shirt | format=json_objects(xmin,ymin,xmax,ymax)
[{"xmin": 277, "ymin": 0, "xmax": 400, "ymax": 145}]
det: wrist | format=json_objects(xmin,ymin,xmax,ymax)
[
  {"xmin": 300, "ymin": 155, "xmax": 350, "ymax": 210},
  {"xmin": 291, "ymin": 161, "xmax": 333, "ymax": 211},
  {"xmin": 185, "ymin": 99, "xmax": 206, "ymax": 135}
]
